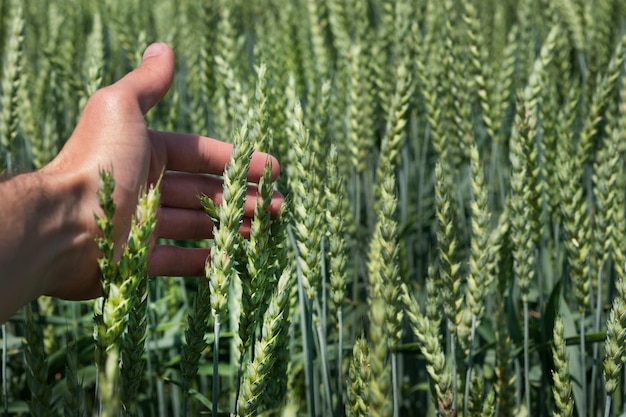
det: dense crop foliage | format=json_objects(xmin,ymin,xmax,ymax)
[{"xmin": 2, "ymin": 0, "xmax": 626, "ymax": 416}]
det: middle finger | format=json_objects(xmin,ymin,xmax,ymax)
[
  {"xmin": 160, "ymin": 171, "xmax": 282, "ymax": 217},
  {"xmin": 155, "ymin": 206, "xmax": 253, "ymax": 240}
]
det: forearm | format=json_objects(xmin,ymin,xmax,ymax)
[{"xmin": 0, "ymin": 169, "xmax": 94, "ymax": 322}]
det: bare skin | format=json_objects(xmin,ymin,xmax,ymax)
[{"xmin": 0, "ymin": 42, "xmax": 282, "ymax": 322}]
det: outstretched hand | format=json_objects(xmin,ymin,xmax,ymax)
[{"xmin": 0, "ymin": 43, "xmax": 282, "ymax": 318}]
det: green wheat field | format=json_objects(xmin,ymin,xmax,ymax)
[{"xmin": 2, "ymin": 0, "xmax": 626, "ymax": 416}]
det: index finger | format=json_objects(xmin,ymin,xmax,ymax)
[{"xmin": 150, "ymin": 130, "xmax": 280, "ymax": 182}]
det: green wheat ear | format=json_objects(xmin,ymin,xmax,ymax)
[
  {"xmin": 464, "ymin": 142, "xmax": 492, "ymax": 326},
  {"xmin": 0, "ymin": 4, "xmax": 24, "ymax": 173},
  {"xmin": 434, "ymin": 161, "xmax": 462, "ymax": 337},
  {"xmin": 402, "ymin": 283, "xmax": 454, "ymax": 417},
  {"xmin": 234, "ymin": 160, "xmax": 279, "ymax": 413},
  {"xmin": 237, "ymin": 161, "xmax": 275, "ymax": 356},
  {"xmin": 24, "ymin": 303, "xmax": 51, "ymax": 417},
  {"xmin": 93, "ymin": 170, "xmax": 160, "ymax": 414},
  {"xmin": 552, "ymin": 316, "xmax": 574, "ymax": 417},
  {"xmin": 604, "ymin": 252, "xmax": 626, "ymax": 416},
  {"xmin": 180, "ymin": 277, "xmax": 211, "ymax": 413},
  {"xmin": 207, "ymin": 121, "xmax": 253, "ymax": 415},
  {"xmin": 507, "ymin": 26, "xmax": 562, "ymax": 411},
  {"xmin": 491, "ymin": 207, "xmax": 516, "ymax": 416},
  {"xmin": 119, "ymin": 179, "xmax": 160, "ymax": 414},
  {"xmin": 346, "ymin": 338, "xmax": 371, "ymax": 417},
  {"xmin": 577, "ymin": 32, "xmax": 626, "ymax": 168},
  {"xmin": 63, "ymin": 341, "xmax": 84, "ymax": 417},
  {"xmin": 237, "ymin": 266, "xmax": 294, "ymax": 416},
  {"xmin": 208, "ymin": 122, "xmax": 252, "ymax": 317}
]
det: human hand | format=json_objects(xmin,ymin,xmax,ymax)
[{"xmin": 39, "ymin": 42, "xmax": 282, "ymax": 301}]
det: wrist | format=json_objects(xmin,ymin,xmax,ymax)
[
  {"xmin": 0, "ymin": 166, "xmax": 98, "ymax": 320},
  {"xmin": 36, "ymin": 164, "xmax": 102, "ymax": 299}
]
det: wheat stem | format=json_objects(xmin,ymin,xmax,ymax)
[
  {"xmin": 212, "ymin": 316, "xmax": 220, "ymax": 417},
  {"xmin": 287, "ymin": 225, "xmax": 316, "ymax": 417},
  {"xmin": 313, "ymin": 294, "xmax": 334, "ymax": 415},
  {"xmin": 2, "ymin": 323, "xmax": 6, "ymax": 415}
]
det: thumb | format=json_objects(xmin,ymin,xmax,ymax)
[{"xmin": 114, "ymin": 42, "xmax": 175, "ymax": 114}]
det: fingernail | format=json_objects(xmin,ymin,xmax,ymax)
[{"xmin": 143, "ymin": 42, "xmax": 166, "ymax": 60}]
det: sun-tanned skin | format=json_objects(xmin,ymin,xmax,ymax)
[{"xmin": 0, "ymin": 42, "xmax": 283, "ymax": 323}]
